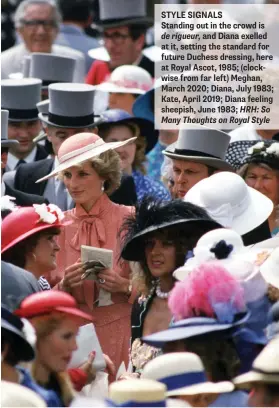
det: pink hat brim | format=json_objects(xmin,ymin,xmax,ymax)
[{"xmin": 36, "ymin": 137, "xmax": 137, "ymax": 183}]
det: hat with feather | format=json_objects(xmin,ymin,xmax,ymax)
[{"xmin": 120, "ymin": 196, "xmax": 222, "ymax": 262}]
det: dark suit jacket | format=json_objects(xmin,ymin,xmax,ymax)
[
  {"xmin": 14, "ymin": 158, "xmax": 54, "ymax": 196},
  {"xmin": 34, "ymin": 144, "xmax": 49, "ymax": 161},
  {"xmin": 5, "ymin": 183, "xmax": 48, "ymax": 207},
  {"xmin": 139, "ymin": 54, "xmax": 154, "ymax": 77},
  {"xmin": 14, "ymin": 158, "xmax": 138, "ymax": 205},
  {"xmin": 1, "ymin": 262, "xmax": 41, "ymax": 310}
]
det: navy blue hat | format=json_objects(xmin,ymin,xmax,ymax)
[
  {"xmin": 132, "ymin": 88, "xmax": 154, "ymax": 123},
  {"xmin": 142, "ymin": 314, "xmax": 249, "ymax": 349},
  {"xmin": 99, "ymin": 109, "xmax": 158, "ymax": 154},
  {"xmin": 267, "ymin": 301, "xmax": 279, "ymax": 340},
  {"xmin": 1, "ymin": 305, "xmax": 35, "ymax": 362}
]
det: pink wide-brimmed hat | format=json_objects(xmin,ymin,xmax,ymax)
[{"xmin": 36, "ymin": 132, "xmax": 136, "ymax": 183}]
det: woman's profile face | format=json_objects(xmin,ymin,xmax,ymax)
[
  {"xmin": 63, "ymin": 161, "xmax": 104, "ymax": 205},
  {"xmin": 144, "ymin": 233, "xmax": 177, "ymax": 278},
  {"xmin": 30, "ymin": 233, "xmax": 60, "ymax": 276},
  {"xmin": 245, "ymin": 165, "xmax": 279, "ymax": 205},
  {"xmin": 103, "ymin": 125, "xmax": 136, "ymax": 174},
  {"xmin": 36, "ymin": 317, "xmax": 79, "ymax": 374}
]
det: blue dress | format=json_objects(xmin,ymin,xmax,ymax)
[
  {"xmin": 132, "ymin": 170, "xmax": 170, "ymax": 201},
  {"xmin": 209, "ymin": 390, "xmax": 249, "ymax": 407},
  {"xmin": 146, "ymin": 141, "xmax": 166, "ymax": 182},
  {"xmin": 18, "ymin": 367, "xmax": 64, "ymax": 407}
]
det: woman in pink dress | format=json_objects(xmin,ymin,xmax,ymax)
[{"xmin": 37, "ymin": 132, "xmax": 137, "ymax": 380}]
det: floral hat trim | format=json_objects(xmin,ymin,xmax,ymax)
[
  {"xmin": 33, "ymin": 203, "xmax": 64, "ymax": 225},
  {"xmin": 247, "ymin": 141, "xmax": 279, "ymax": 158}
]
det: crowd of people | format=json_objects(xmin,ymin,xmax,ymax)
[{"xmin": 1, "ymin": 0, "xmax": 279, "ymax": 407}]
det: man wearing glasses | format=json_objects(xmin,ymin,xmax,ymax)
[
  {"xmin": 1, "ymin": 0, "xmax": 86, "ymax": 82},
  {"xmin": 86, "ymin": 0, "xmax": 154, "ymax": 86}
]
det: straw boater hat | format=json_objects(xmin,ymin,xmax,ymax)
[
  {"xmin": 233, "ymin": 337, "xmax": 279, "ymax": 388},
  {"xmin": 96, "ymin": 0, "xmax": 153, "ymax": 29},
  {"xmin": 142, "ymin": 315, "xmax": 248, "ymax": 349},
  {"xmin": 1, "ymin": 78, "xmax": 42, "ymax": 122},
  {"xmin": 163, "ymin": 126, "xmax": 233, "ymax": 171},
  {"xmin": 95, "ymin": 65, "xmax": 153, "ymax": 95},
  {"xmin": 29, "ymin": 53, "xmax": 76, "ymax": 89},
  {"xmin": 39, "ymin": 83, "xmax": 102, "ymax": 129},
  {"xmin": 36, "ymin": 132, "xmax": 136, "ymax": 183},
  {"xmin": 1, "ymin": 110, "xmax": 18, "ymax": 148},
  {"xmin": 184, "ymin": 172, "xmax": 274, "ymax": 236},
  {"xmin": 142, "ymin": 352, "xmax": 234, "ymax": 397},
  {"xmin": 108, "ymin": 379, "xmax": 167, "ymax": 407}
]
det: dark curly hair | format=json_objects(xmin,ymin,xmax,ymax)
[
  {"xmin": 183, "ymin": 334, "xmax": 241, "ymax": 381},
  {"xmin": 2, "ymin": 227, "xmax": 60, "ymax": 269}
]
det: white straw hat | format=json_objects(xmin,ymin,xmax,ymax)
[
  {"xmin": 184, "ymin": 172, "xmax": 273, "ymax": 235},
  {"xmin": 173, "ymin": 228, "xmax": 270, "ymax": 304},
  {"xmin": 109, "ymin": 379, "xmax": 166, "ymax": 406},
  {"xmin": 36, "ymin": 132, "xmax": 136, "ymax": 183},
  {"xmin": 260, "ymin": 248, "xmax": 279, "ymax": 289},
  {"xmin": 95, "ymin": 65, "xmax": 153, "ymax": 95},
  {"xmin": 142, "ymin": 352, "xmax": 234, "ymax": 397}
]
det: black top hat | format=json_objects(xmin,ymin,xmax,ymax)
[
  {"xmin": 1, "ymin": 78, "xmax": 42, "ymax": 122},
  {"xmin": 226, "ymin": 140, "xmax": 279, "ymax": 171},
  {"xmin": 97, "ymin": 0, "xmax": 153, "ymax": 29},
  {"xmin": 1, "ymin": 305, "xmax": 35, "ymax": 362},
  {"xmin": 120, "ymin": 197, "xmax": 222, "ymax": 261}
]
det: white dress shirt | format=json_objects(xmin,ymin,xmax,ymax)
[{"xmin": 7, "ymin": 146, "xmax": 37, "ymax": 171}]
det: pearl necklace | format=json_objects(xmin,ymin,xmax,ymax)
[{"xmin": 155, "ymin": 281, "xmax": 171, "ymax": 299}]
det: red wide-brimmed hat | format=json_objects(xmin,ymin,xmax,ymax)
[
  {"xmin": 14, "ymin": 291, "xmax": 93, "ymax": 322},
  {"xmin": 1, "ymin": 203, "xmax": 70, "ymax": 254}
]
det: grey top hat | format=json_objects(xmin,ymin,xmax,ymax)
[
  {"xmin": 1, "ymin": 78, "xmax": 42, "ymax": 122},
  {"xmin": 30, "ymin": 53, "xmax": 76, "ymax": 89},
  {"xmin": 97, "ymin": 0, "xmax": 153, "ymax": 29},
  {"xmin": 37, "ymin": 100, "xmax": 49, "ymax": 116},
  {"xmin": 22, "ymin": 56, "xmax": 31, "ymax": 78},
  {"xmin": 33, "ymin": 100, "xmax": 49, "ymax": 142},
  {"xmin": 39, "ymin": 83, "xmax": 102, "ymax": 128},
  {"xmin": 1, "ymin": 110, "xmax": 19, "ymax": 148},
  {"xmin": 164, "ymin": 126, "xmax": 233, "ymax": 171}
]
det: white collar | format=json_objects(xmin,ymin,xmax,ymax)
[
  {"xmin": 7, "ymin": 146, "xmax": 37, "ymax": 171},
  {"xmin": 54, "ymin": 156, "xmax": 60, "ymax": 169},
  {"xmin": 1, "ymin": 180, "xmax": 6, "ymax": 196}
]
